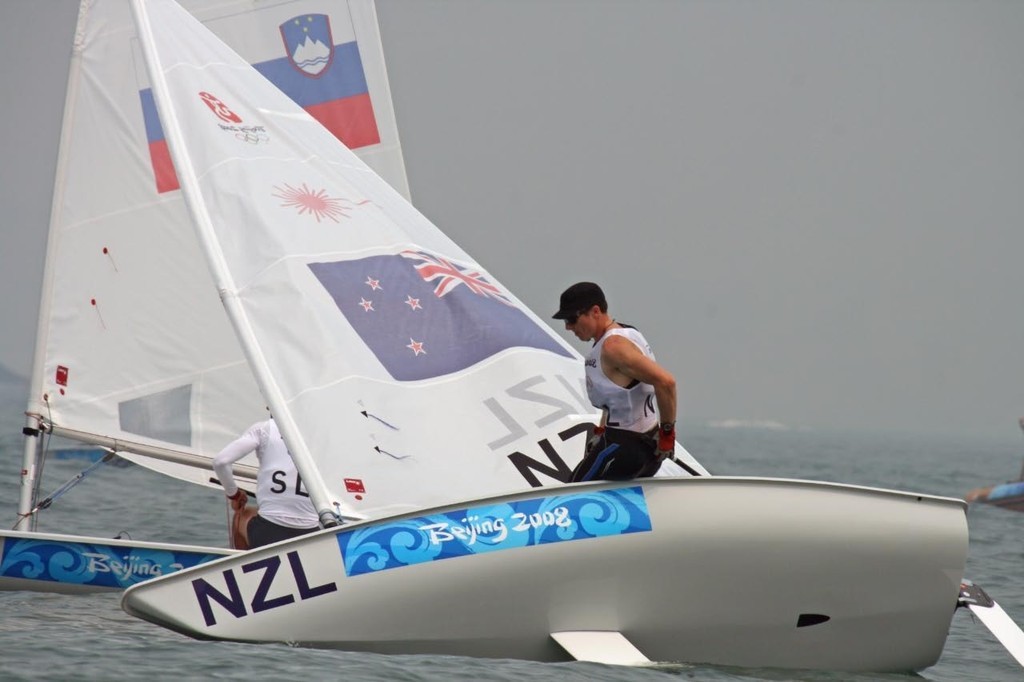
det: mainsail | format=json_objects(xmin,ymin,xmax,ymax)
[
  {"xmin": 131, "ymin": 0, "xmax": 706, "ymax": 522},
  {"xmin": 18, "ymin": 0, "xmax": 410, "ymax": 527}
]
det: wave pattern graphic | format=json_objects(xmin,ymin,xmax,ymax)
[
  {"xmin": 336, "ymin": 487, "xmax": 651, "ymax": 576},
  {"xmin": 0, "ymin": 537, "xmax": 223, "ymax": 589}
]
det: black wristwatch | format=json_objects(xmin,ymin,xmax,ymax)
[{"xmin": 659, "ymin": 422, "xmax": 675, "ymax": 434}]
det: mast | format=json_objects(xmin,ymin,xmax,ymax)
[
  {"xmin": 16, "ymin": 429, "xmax": 43, "ymax": 532},
  {"xmin": 129, "ymin": 0, "xmax": 341, "ymax": 526},
  {"xmin": 17, "ymin": 2, "xmax": 91, "ymax": 531}
]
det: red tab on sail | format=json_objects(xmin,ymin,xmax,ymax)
[
  {"xmin": 344, "ymin": 478, "xmax": 366, "ymax": 494},
  {"xmin": 55, "ymin": 365, "xmax": 69, "ymax": 387}
]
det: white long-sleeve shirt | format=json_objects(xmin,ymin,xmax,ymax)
[{"xmin": 212, "ymin": 418, "xmax": 318, "ymax": 529}]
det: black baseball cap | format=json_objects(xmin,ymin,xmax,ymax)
[{"xmin": 553, "ymin": 282, "xmax": 606, "ymax": 320}]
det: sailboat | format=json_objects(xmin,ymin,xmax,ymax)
[
  {"xmin": 100, "ymin": 0, "xmax": 1024, "ymax": 673},
  {"xmin": 2, "ymin": 0, "xmax": 410, "ymax": 593},
  {"xmin": 965, "ymin": 418, "xmax": 1024, "ymax": 512}
]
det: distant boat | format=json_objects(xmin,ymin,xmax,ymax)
[{"xmin": 965, "ymin": 418, "xmax": 1024, "ymax": 512}]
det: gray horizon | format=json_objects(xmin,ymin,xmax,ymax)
[{"xmin": 1, "ymin": 0, "xmax": 1022, "ymax": 441}]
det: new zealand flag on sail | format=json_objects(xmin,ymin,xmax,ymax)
[{"xmin": 309, "ymin": 250, "xmax": 572, "ymax": 381}]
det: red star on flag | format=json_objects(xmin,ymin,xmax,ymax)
[
  {"xmin": 359, "ymin": 298, "xmax": 374, "ymax": 312},
  {"xmin": 404, "ymin": 295, "xmax": 422, "ymax": 310},
  {"xmin": 365, "ymin": 276, "xmax": 382, "ymax": 290},
  {"xmin": 406, "ymin": 338, "xmax": 426, "ymax": 356}
]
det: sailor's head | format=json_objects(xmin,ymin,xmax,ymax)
[{"xmin": 553, "ymin": 282, "xmax": 607, "ymax": 338}]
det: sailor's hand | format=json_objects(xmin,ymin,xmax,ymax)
[
  {"xmin": 227, "ymin": 489, "xmax": 248, "ymax": 511},
  {"xmin": 657, "ymin": 422, "xmax": 676, "ymax": 457},
  {"xmin": 586, "ymin": 424, "xmax": 605, "ymax": 453}
]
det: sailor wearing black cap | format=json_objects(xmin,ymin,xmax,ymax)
[{"xmin": 553, "ymin": 282, "xmax": 678, "ymax": 481}]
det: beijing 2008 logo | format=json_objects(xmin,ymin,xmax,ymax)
[{"xmin": 198, "ymin": 91, "xmax": 242, "ymax": 123}]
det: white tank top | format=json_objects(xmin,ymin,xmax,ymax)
[
  {"xmin": 252, "ymin": 420, "xmax": 319, "ymax": 528},
  {"xmin": 585, "ymin": 326, "xmax": 659, "ymax": 432}
]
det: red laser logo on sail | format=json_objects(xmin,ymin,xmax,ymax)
[{"xmin": 272, "ymin": 183, "xmax": 369, "ymax": 222}]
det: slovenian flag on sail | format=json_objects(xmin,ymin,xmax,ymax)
[
  {"xmin": 309, "ymin": 251, "xmax": 573, "ymax": 381},
  {"xmin": 140, "ymin": 12, "xmax": 379, "ymax": 193}
]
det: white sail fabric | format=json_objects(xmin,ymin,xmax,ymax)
[
  {"xmin": 28, "ymin": 0, "xmax": 409, "ymax": 488},
  {"xmin": 132, "ymin": 0, "xmax": 706, "ymax": 520}
]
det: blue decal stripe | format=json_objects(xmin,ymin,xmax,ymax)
[
  {"xmin": 0, "ymin": 538, "xmax": 224, "ymax": 588},
  {"xmin": 336, "ymin": 486, "xmax": 651, "ymax": 577}
]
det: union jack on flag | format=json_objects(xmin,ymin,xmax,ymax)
[
  {"xmin": 308, "ymin": 249, "xmax": 572, "ymax": 381},
  {"xmin": 401, "ymin": 250, "xmax": 512, "ymax": 305}
]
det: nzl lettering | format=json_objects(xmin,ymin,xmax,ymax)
[
  {"xmin": 191, "ymin": 550, "xmax": 336, "ymax": 626},
  {"xmin": 483, "ymin": 374, "xmax": 593, "ymax": 487},
  {"xmin": 507, "ymin": 422, "xmax": 589, "ymax": 487}
]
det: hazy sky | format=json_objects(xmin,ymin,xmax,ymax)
[{"xmin": 2, "ymin": 0, "xmax": 1023, "ymax": 438}]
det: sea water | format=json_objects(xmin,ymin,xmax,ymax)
[{"xmin": 2, "ymin": 413, "xmax": 1022, "ymax": 681}]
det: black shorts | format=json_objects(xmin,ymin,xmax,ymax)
[
  {"xmin": 570, "ymin": 426, "xmax": 663, "ymax": 482},
  {"xmin": 247, "ymin": 514, "xmax": 318, "ymax": 548}
]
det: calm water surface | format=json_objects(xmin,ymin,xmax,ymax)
[{"xmin": 2, "ymin": 413, "xmax": 1023, "ymax": 681}]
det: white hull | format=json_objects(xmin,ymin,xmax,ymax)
[
  {"xmin": 122, "ymin": 477, "xmax": 968, "ymax": 671},
  {"xmin": 0, "ymin": 529, "xmax": 234, "ymax": 594}
]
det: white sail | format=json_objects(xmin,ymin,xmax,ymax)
[
  {"xmin": 23, "ymin": 0, "xmax": 410, "ymax": 501},
  {"xmin": 131, "ymin": 0, "xmax": 707, "ymax": 521}
]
